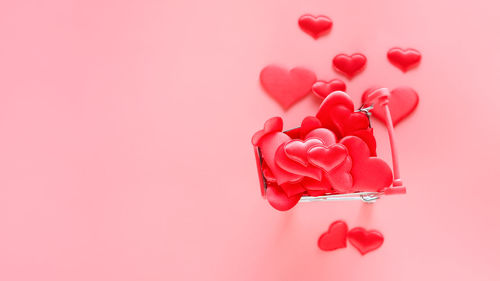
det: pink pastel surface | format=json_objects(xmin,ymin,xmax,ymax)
[{"xmin": 1, "ymin": 0, "xmax": 500, "ymax": 280}]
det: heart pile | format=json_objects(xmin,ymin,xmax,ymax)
[
  {"xmin": 252, "ymin": 91, "xmax": 393, "ymax": 211},
  {"xmin": 318, "ymin": 220, "xmax": 384, "ymax": 255}
]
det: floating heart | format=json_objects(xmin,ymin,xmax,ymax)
[
  {"xmin": 332, "ymin": 53, "xmax": 366, "ymax": 78},
  {"xmin": 298, "ymin": 14, "xmax": 332, "ymax": 39},
  {"xmin": 318, "ymin": 221, "xmax": 348, "ymax": 251},
  {"xmin": 266, "ymin": 183, "xmax": 302, "ymax": 211},
  {"xmin": 387, "ymin": 47, "xmax": 421, "ymax": 72},
  {"xmin": 260, "ymin": 65, "xmax": 317, "ymax": 109},
  {"xmin": 340, "ymin": 136, "xmax": 392, "ymax": 192},
  {"xmin": 252, "ymin": 117, "xmax": 283, "ymax": 145},
  {"xmin": 312, "ymin": 79, "xmax": 346, "ymax": 99},
  {"xmin": 362, "ymin": 87, "xmax": 419, "ymax": 126},
  {"xmin": 308, "ymin": 144, "xmax": 348, "ymax": 172},
  {"xmin": 347, "ymin": 227, "xmax": 384, "ymax": 255}
]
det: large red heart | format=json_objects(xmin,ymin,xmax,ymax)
[
  {"xmin": 298, "ymin": 14, "xmax": 332, "ymax": 39},
  {"xmin": 347, "ymin": 227, "xmax": 384, "ymax": 255},
  {"xmin": 260, "ymin": 65, "xmax": 317, "ymax": 109},
  {"xmin": 362, "ymin": 87, "xmax": 419, "ymax": 126},
  {"xmin": 340, "ymin": 136, "xmax": 392, "ymax": 192},
  {"xmin": 332, "ymin": 53, "xmax": 366, "ymax": 78},
  {"xmin": 387, "ymin": 47, "xmax": 421, "ymax": 72},
  {"xmin": 308, "ymin": 144, "xmax": 348, "ymax": 172},
  {"xmin": 318, "ymin": 221, "xmax": 348, "ymax": 251},
  {"xmin": 312, "ymin": 79, "xmax": 346, "ymax": 100}
]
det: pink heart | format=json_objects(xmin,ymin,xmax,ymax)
[
  {"xmin": 312, "ymin": 79, "xmax": 346, "ymax": 99},
  {"xmin": 362, "ymin": 87, "xmax": 419, "ymax": 126},
  {"xmin": 260, "ymin": 65, "xmax": 317, "ymax": 109}
]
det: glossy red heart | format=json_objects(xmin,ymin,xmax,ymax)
[
  {"xmin": 259, "ymin": 132, "xmax": 304, "ymax": 185},
  {"xmin": 284, "ymin": 139, "xmax": 324, "ymax": 166},
  {"xmin": 308, "ymin": 144, "xmax": 348, "ymax": 172},
  {"xmin": 312, "ymin": 79, "xmax": 346, "ymax": 99},
  {"xmin": 266, "ymin": 183, "xmax": 302, "ymax": 211},
  {"xmin": 318, "ymin": 221, "xmax": 348, "ymax": 251},
  {"xmin": 347, "ymin": 227, "xmax": 384, "ymax": 255},
  {"xmin": 362, "ymin": 87, "xmax": 419, "ymax": 126},
  {"xmin": 332, "ymin": 53, "xmax": 366, "ymax": 78},
  {"xmin": 387, "ymin": 47, "xmax": 421, "ymax": 72},
  {"xmin": 252, "ymin": 117, "xmax": 283, "ymax": 145},
  {"xmin": 275, "ymin": 142, "xmax": 323, "ymax": 181},
  {"xmin": 298, "ymin": 14, "xmax": 332, "ymax": 39},
  {"xmin": 260, "ymin": 65, "xmax": 317, "ymax": 109},
  {"xmin": 340, "ymin": 136, "xmax": 392, "ymax": 192},
  {"xmin": 305, "ymin": 128, "xmax": 336, "ymax": 146}
]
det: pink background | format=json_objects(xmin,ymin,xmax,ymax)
[{"xmin": 1, "ymin": 0, "xmax": 500, "ymax": 280}]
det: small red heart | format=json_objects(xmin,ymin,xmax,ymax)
[
  {"xmin": 260, "ymin": 65, "xmax": 317, "ymax": 109},
  {"xmin": 362, "ymin": 87, "xmax": 419, "ymax": 126},
  {"xmin": 298, "ymin": 14, "xmax": 332, "ymax": 39},
  {"xmin": 347, "ymin": 227, "xmax": 384, "ymax": 255},
  {"xmin": 332, "ymin": 53, "xmax": 366, "ymax": 78},
  {"xmin": 312, "ymin": 79, "xmax": 346, "ymax": 99},
  {"xmin": 387, "ymin": 47, "xmax": 421, "ymax": 72},
  {"xmin": 266, "ymin": 183, "xmax": 302, "ymax": 211},
  {"xmin": 308, "ymin": 144, "xmax": 348, "ymax": 172},
  {"xmin": 340, "ymin": 136, "xmax": 393, "ymax": 192},
  {"xmin": 318, "ymin": 221, "xmax": 348, "ymax": 251}
]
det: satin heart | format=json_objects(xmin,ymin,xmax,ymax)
[
  {"xmin": 340, "ymin": 136, "xmax": 393, "ymax": 192},
  {"xmin": 259, "ymin": 132, "xmax": 303, "ymax": 185},
  {"xmin": 332, "ymin": 53, "xmax": 366, "ymax": 78},
  {"xmin": 260, "ymin": 65, "xmax": 317, "ymax": 109},
  {"xmin": 316, "ymin": 91, "xmax": 372, "ymax": 139},
  {"xmin": 362, "ymin": 87, "xmax": 419, "ymax": 126},
  {"xmin": 266, "ymin": 183, "xmax": 302, "ymax": 211},
  {"xmin": 326, "ymin": 155, "xmax": 353, "ymax": 193},
  {"xmin": 284, "ymin": 139, "xmax": 324, "ymax": 166},
  {"xmin": 275, "ymin": 142, "xmax": 323, "ymax": 181},
  {"xmin": 312, "ymin": 79, "xmax": 346, "ymax": 99},
  {"xmin": 308, "ymin": 144, "xmax": 348, "ymax": 172},
  {"xmin": 318, "ymin": 221, "xmax": 348, "ymax": 251},
  {"xmin": 252, "ymin": 116, "xmax": 283, "ymax": 145},
  {"xmin": 299, "ymin": 116, "xmax": 322, "ymax": 139},
  {"xmin": 387, "ymin": 47, "xmax": 421, "ymax": 72},
  {"xmin": 298, "ymin": 14, "xmax": 332, "ymax": 39},
  {"xmin": 347, "ymin": 227, "xmax": 384, "ymax": 255},
  {"xmin": 305, "ymin": 128, "xmax": 336, "ymax": 146}
]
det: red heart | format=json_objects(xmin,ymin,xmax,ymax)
[
  {"xmin": 312, "ymin": 79, "xmax": 346, "ymax": 99},
  {"xmin": 318, "ymin": 221, "xmax": 348, "ymax": 251},
  {"xmin": 326, "ymin": 155, "xmax": 353, "ymax": 193},
  {"xmin": 332, "ymin": 53, "xmax": 366, "ymax": 78},
  {"xmin": 340, "ymin": 136, "xmax": 393, "ymax": 192},
  {"xmin": 347, "ymin": 227, "xmax": 384, "ymax": 255},
  {"xmin": 259, "ymin": 132, "xmax": 304, "ymax": 185},
  {"xmin": 298, "ymin": 14, "xmax": 332, "ymax": 39},
  {"xmin": 305, "ymin": 128, "xmax": 336, "ymax": 146},
  {"xmin": 252, "ymin": 117, "xmax": 283, "ymax": 145},
  {"xmin": 284, "ymin": 139, "xmax": 324, "ymax": 166},
  {"xmin": 266, "ymin": 183, "xmax": 302, "ymax": 211},
  {"xmin": 387, "ymin": 47, "xmax": 421, "ymax": 72},
  {"xmin": 299, "ymin": 116, "xmax": 322, "ymax": 139},
  {"xmin": 260, "ymin": 65, "xmax": 317, "ymax": 109},
  {"xmin": 308, "ymin": 144, "xmax": 348, "ymax": 172},
  {"xmin": 362, "ymin": 87, "xmax": 419, "ymax": 126},
  {"xmin": 275, "ymin": 142, "xmax": 323, "ymax": 181}
]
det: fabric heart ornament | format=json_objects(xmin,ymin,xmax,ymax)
[
  {"xmin": 387, "ymin": 47, "xmax": 421, "ymax": 72},
  {"xmin": 347, "ymin": 227, "xmax": 384, "ymax": 255},
  {"xmin": 340, "ymin": 136, "xmax": 392, "ymax": 192},
  {"xmin": 275, "ymin": 141, "xmax": 323, "ymax": 181},
  {"xmin": 252, "ymin": 117, "xmax": 283, "ymax": 145},
  {"xmin": 332, "ymin": 53, "xmax": 366, "ymax": 78},
  {"xmin": 308, "ymin": 144, "xmax": 348, "ymax": 172},
  {"xmin": 299, "ymin": 116, "xmax": 322, "ymax": 139},
  {"xmin": 260, "ymin": 65, "xmax": 317, "ymax": 109},
  {"xmin": 318, "ymin": 221, "xmax": 348, "ymax": 251},
  {"xmin": 265, "ymin": 183, "xmax": 302, "ymax": 211},
  {"xmin": 298, "ymin": 14, "xmax": 332, "ymax": 39},
  {"xmin": 362, "ymin": 87, "xmax": 419, "ymax": 126},
  {"xmin": 312, "ymin": 79, "xmax": 346, "ymax": 99}
]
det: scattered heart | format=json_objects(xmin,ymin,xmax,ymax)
[
  {"xmin": 387, "ymin": 47, "xmax": 421, "ymax": 72},
  {"xmin": 298, "ymin": 14, "xmax": 333, "ymax": 39},
  {"xmin": 318, "ymin": 221, "xmax": 348, "ymax": 251},
  {"xmin": 332, "ymin": 53, "xmax": 366, "ymax": 78},
  {"xmin": 312, "ymin": 79, "xmax": 346, "ymax": 99},
  {"xmin": 362, "ymin": 86, "xmax": 419, "ymax": 126},
  {"xmin": 347, "ymin": 227, "xmax": 384, "ymax": 255}
]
